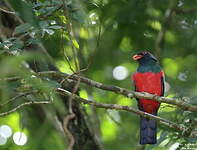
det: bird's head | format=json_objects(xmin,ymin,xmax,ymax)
[{"xmin": 132, "ymin": 51, "xmax": 158, "ymax": 63}]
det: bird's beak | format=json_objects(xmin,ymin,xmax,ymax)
[{"xmin": 132, "ymin": 55, "xmax": 142, "ymax": 60}]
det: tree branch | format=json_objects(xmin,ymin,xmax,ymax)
[
  {"xmin": 57, "ymin": 88, "xmax": 197, "ymax": 138},
  {"xmin": 175, "ymin": 8, "xmax": 197, "ymax": 14},
  {"xmin": 38, "ymin": 71, "xmax": 197, "ymax": 112}
]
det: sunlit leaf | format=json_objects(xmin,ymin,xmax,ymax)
[
  {"xmin": 101, "ymin": 116, "xmax": 118, "ymax": 141},
  {"xmin": 72, "ymin": 39, "xmax": 79, "ymax": 49}
]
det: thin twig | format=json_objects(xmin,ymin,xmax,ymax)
[
  {"xmin": 155, "ymin": 8, "xmax": 172, "ymax": 58},
  {"xmin": 0, "ymin": 90, "xmax": 39, "ymax": 107},
  {"xmin": 0, "ymin": 7, "xmax": 15, "ymax": 14},
  {"xmin": 0, "ymin": 101, "xmax": 51, "ymax": 117},
  {"xmin": 61, "ymin": 0, "xmax": 80, "ymax": 72},
  {"xmin": 68, "ymin": 78, "xmax": 80, "ymax": 114},
  {"xmin": 60, "ymin": 26, "xmax": 75, "ymax": 73},
  {"xmin": 0, "ymin": 76, "xmax": 20, "ymax": 82},
  {"xmin": 59, "ymin": 2, "xmax": 80, "ymax": 146},
  {"xmin": 96, "ymin": 20, "xmax": 102, "ymax": 49},
  {"xmin": 87, "ymin": 19, "xmax": 102, "ymax": 68},
  {"xmin": 63, "ymin": 114, "xmax": 75, "ymax": 150}
]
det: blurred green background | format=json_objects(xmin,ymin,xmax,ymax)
[{"xmin": 0, "ymin": 0, "xmax": 197, "ymax": 149}]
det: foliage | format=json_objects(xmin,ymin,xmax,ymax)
[{"xmin": 0, "ymin": 0, "xmax": 197, "ymax": 149}]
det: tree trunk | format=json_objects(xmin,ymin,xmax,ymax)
[{"xmin": 0, "ymin": 2, "xmax": 102, "ymax": 149}]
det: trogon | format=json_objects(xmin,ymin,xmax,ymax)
[{"xmin": 132, "ymin": 51, "xmax": 165, "ymax": 144}]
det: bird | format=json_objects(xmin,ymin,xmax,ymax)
[{"xmin": 132, "ymin": 51, "xmax": 165, "ymax": 145}]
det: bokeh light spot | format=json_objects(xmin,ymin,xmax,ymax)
[
  {"xmin": 0, "ymin": 134, "xmax": 7, "ymax": 145},
  {"xmin": 113, "ymin": 66, "xmax": 128, "ymax": 80},
  {"xmin": 178, "ymin": 72, "xmax": 187, "ymax": 81},
  {"xmin": 0, "ymin": 125, "xmax": 12, "ymax": 138},
  {"xmin": 149, "ymin": 21, "xmax": 161, "ymax": 31},
  {"xmin": 13, "ymin": 132, "xmax": 27, "ymax": 146}
]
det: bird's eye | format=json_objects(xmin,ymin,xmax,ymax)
[{"xmin": 142, "ymin": 52, "xmax": 147, "ymax": 55}]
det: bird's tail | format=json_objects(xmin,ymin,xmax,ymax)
[{"xmin": 140, "ymin": 117, "xmax": 157, "ymax": 144}]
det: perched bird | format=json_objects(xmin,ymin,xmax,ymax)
[{"xmin": 132, "ymin": 51, "xmax": 165, "ymax": 145}]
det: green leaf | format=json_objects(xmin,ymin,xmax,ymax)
[
  {"xmin": 39, "ymin": 21, "xmax": 49, "ymax": 28},
  {"xmin": 72, "ymin": 39, "xmax": 79, "ymax": 49},
  {"xmin": 14, "ymin": 23, "xmax": 32, "ymax": 35},
  {"xmin": 6, "ymin": 39, "xmax": 24, "ymax": 51},
  {"xmin": 26, "ymin": 38, "xmax": 40, "ymax": 45},
  {"xmin": 49, "ymin": 25, "xmax": 62, "ymax": 30}
]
